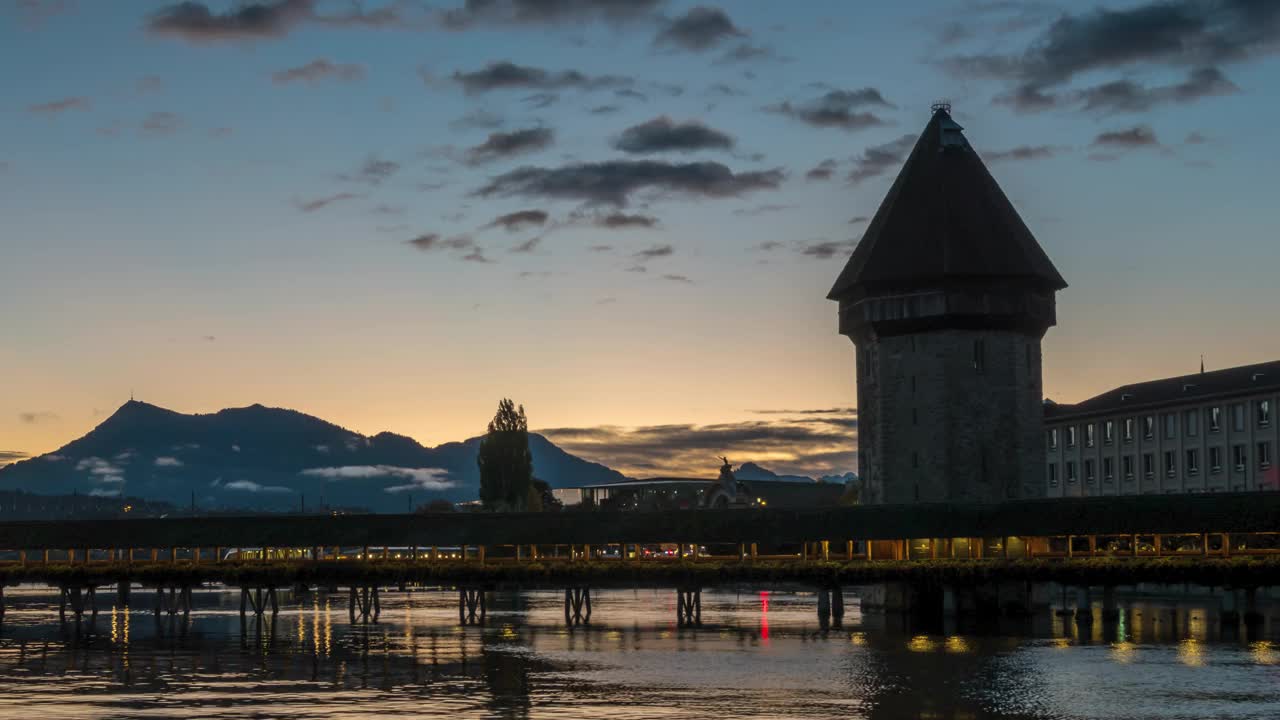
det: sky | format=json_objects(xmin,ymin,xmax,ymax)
[{"xmin": 3, "ymin": 0, "xmax": 1280, "ymax": 479}]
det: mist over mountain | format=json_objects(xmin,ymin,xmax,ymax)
[{"xmin": 0, "ymin": 401, "xmax": 625, "ymax": 513}]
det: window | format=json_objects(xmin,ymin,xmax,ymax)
[
  {"xmin": 1185, "ymin": 409, "xmax": 1199, "ymax": 437},
  {"xmin": 1067, "ymin": 426, "xmax": 1077, "ymax": 447},
  {"xmin": 912, "ymin": 452, "xmax": 919, "ymax": 469},
  {"xmin": 1085, "ymin": 423, "xmax": 1095, "ymax": 447},
  {"xmin": 1123, "ymin": 455, "xmax": 1135, "ymax": 480},
  {"xmin": 1103, "ymin": 457, "xmax": 1114, "ymax": 482},
  {"xmin": 1233, "ymin": 404, "xmax": 1246, "ymax": 432},
  {"xmin": 911, "ymin": 376, "xmax": 917, "ymax": 393},
  {"xmin": 1048, "ymin": 463, "xmax": 1058, "ymax": 487},
  {"xmin": 1210, "ymin": 407, "xmax": 1222, "ymax": 432},
  {"xmin": 1049, "ymin": 428, "xmax": 1058, "ymax": 449},
  {"xmin": 1164, "ymin": 413, "xmax": 1177, "ymax": 440},
  {"xmin": 1143, "ymin": 416, "xmax": 1155, "ymax": 439},
  {"xmin": 1104, "ymin": 420, "xmax": 1115, "ymax": 444},
  {"xmin": 1210, "ymin": 446, "xmax": 1222, "ymax": 473},
  {"xmin": 1234, "ymin": 444, "xmax": 1247, "ymax": 472},
  {"xmin": 1259, "ymin": 400, "xmax": 1272, "ymax": 427},
  {"xmin": 1143, "ymin": 453, "xmax": 1155, "ymax": 477},
  {"xmin": 1066, "ymin": 460, "xmax": 1077, "ymax": 484},
  {"xmin": 1186, "ymin": 448, "xmax": 1199, "ymax": 475},
  {"xmin": 972, "ymin": 339, "xmax": 985, "ymax": 373},
  {"xmin": 1085, "ymin": 459, "xmax": 1096, "ymax": 484},
  {"xmin": 912, "ymin": 408, "xmax": 918, "ymax": 425},
  {"xmin": 1164, "ymin": 450, "xmax": 1176, "ymax": 478},
  {"xmin": 1260, "ymin": 442, "xmax": 1273, "ymax": 469},
  {"xmin": 1124, "ymin": 418, "xmax": 1135, "ymax": 442}
]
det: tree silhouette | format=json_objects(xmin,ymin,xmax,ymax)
[{"xmin": 477, "ymin": 398, "xmax": 534, "ymax": 511}]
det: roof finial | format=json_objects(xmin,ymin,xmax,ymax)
[
  {"xmin": 1200, "ymin": 355, "xmax": 1205, "ymax": 374},
  {"xmin": 931, "ymin": 100, "xmax": 952, "ymax": 115}
]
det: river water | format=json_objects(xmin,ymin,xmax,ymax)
[{"xmin": 1, "ymin": 585, "xmax": 1278, "ymax": 719}]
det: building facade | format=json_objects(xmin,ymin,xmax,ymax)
[
  {"xmin": 828, "ymin": 106, "xmax": 1067, "ymax": 504},
  {"xmin": 1044, "ymin": 361, "xmax": 1279, "ymax": 496}
]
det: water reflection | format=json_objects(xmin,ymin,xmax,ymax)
[{"xmin": 0, "ymin": 587, "xmax": 1277, "ymax": 719}]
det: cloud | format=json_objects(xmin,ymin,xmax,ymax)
[
  {"xmin": 847, "ymin": 134, "xmax": 916, "ymax": 185},
  {"xmin": 453, "ymin": 61, "xmax": 631, "ymax": 93},
  {"xmin": 272, "ymin": 58, "xmax": 365, "ymax": 84},
  {"xmin": 483, "ymin": 209, "xmax": 549, "ymax": 231},
  {"xmin": 1092, "ymin": 125, "xmax": 1160, "ymax": 148},
  {"xmin": 985, "ymin": 145, "xmax": 1062, "ymax": 162},
  {"xmin": 767, "ymin": 88, "xmax": 894, "ymax": 131},
  {"xmin": 523, "ymin": 92, "xmax": 559, "ymax": 109},
  {"xmin": 589, "ymin": 104, "xmax": 620, "ymax": 115},
  {"xmin": 509, "ymin": 236, "xmax": 542, "ymax": 253},
  {"xmin": 848, "ymin": 215, "xmax": 869, "ymax": 224},
  {"xmin": 661, "ymin": 273, "xmax": 692, "ymax": 283},
  {"xmin": 1185, "ymin": 131, "xmax": 1208, "ymax": 144},
  {"xmin": 89, "ymin": 488, "xmax": 122, "ymax": 498},
  {"xmin": 300, "ymin": 464, "xmax": 454, "ymax": 492},
  {"xmin": 28, "ymin": 96, "xmax": 90, "ymax": 114},
  {"xmin": 154, "ymin": 456, "xmax": 184, "ymax": 467},
  {"xmin": 654, "ymin": 6, "xmax": 743, "ymax": 51},
  {"xmin": 538, "ymin": 413, "xmax": 857, "ymax": 478},
  {"xmin": 439, "ymin": 0, "xmax": 661, "ymax": 29},
  {"xmin": 719, "ymin": 42, "xmax": 780, "ymax": 63},
  {"xmin": 731, "ymin": 203, "xmax": 790, "ymax": 217},
  {"xmin": 450, "ymin": 108, "xmax": 504, "ymax": 130},
  {"xmin": 225, "ymin": 479, "xmax": 292, "ymax": 493},
  {"xmin": 1083, "ymin": 67, "xmax": 1237, "ymax": 112},
  {"xmin": 76, "ymin": 457, "xmax": 124, "ymax": 484},
  {"xmin": 947, "ymin": 1, "xmax": 1279, "ymax": 112},
  {"xmin": 613, "ymin": 116, "xmax": 735, "ymax": 154},
  {"xmin": 137, "ymin": 75, "xmax": 164, "ymax": 94},
  {"xmin": 146, "ymin": 0, "xmax": 417, "ymax": 42},
  {"xmin": 141, "ymin": 111, "xmax": 183, "ymax": 135},
  {"xmin": 805, "ymin": 158, "xmax": 837, "ymax": 181},
  {"xmin": 146, "ymin": 0, "xmax": 314, "ymax": 41},
  {"xmin": 407, "ymin": 233, "xmax": 475, "ymax": 252},
  {"xmin": 0, "ymin": 450, "xmax": 29, "ymax": 467},
  {"xmin": 462, "ymin": 247, "xmax": 494, "ymax": 263},
  {"xmin": 342, "ymin": 156, "xmax": 400, "ymax": 184},
  {"xmin": 18, "ymin": 411, "xmax": 59, "ymax": 424},
  {"xmin": 466, "ymin": 127, "xmax": 554, "ymax": 165},
  {"xmin": 295, "ymin": 192, "xmax": 362, "ymax": 212},
  {"xmin": 633, "ymin": 244, "xmax": 673, "ymax": 259},
  {"xmin": 595, "ymin": 211, "xmax": 658, "ymax": 229},
  {"xmin": 799, "ymin": 239, "xmax": 857, "ymax": 259},
  {"xmin": 751, "ymin": 407, "xmax": 857, "ymax": 416},
  {"xmin": 474, "ymin": 159, "xmax": 784, "ymax": 206}
]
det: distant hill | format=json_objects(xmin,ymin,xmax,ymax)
[
  {"xmin": 0, "ymin": 401, "xmax": 626, "ymax": 513},
  {"xmin": 734, "ymin": 461, "xmax": 857, "ymax": 485}
]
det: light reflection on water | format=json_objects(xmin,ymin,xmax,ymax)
[{"xmin": 0, "ymin": 587, "xmax": 1278, "ymax": 719}]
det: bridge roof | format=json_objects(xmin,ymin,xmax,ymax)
[{"xmin": 0, "ymin": 492, "xmax": 1277, "ymax": 549}]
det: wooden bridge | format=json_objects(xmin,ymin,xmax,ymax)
[{"xmin": 1, "ymin": 492, "xmax": 1279, "ymax": 626}]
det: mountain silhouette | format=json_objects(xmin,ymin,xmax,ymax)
[{"xmin": 0, "ymin": 401, "xmax": 626, "ymax": 512}]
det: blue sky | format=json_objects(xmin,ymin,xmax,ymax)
[{"xmin": 3, "ymin": 0, "xmax": 1280, "ymax": 477}]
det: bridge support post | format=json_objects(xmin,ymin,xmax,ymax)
[
  {"xmin": 564, "ymin": 587, "xmax": 592, "ymax": 625},
  {"xmin": 817, "ymin": 587, "xmax": 831, "ymax": 629},
  {"xmin": 1075, "ymin": 586, "xmax": 1094, "ymax": 625},
  {"xmin": 1220, "ymin": 588, "xmax": 1241, "ymax": 625},
  {"xmin": 676, "ymin": 588, "xmax": 701, "ymax": 627},
  {"xmin": 117, "ymin": 582, "xmax": 131, "ymax": 607},
  {"xmin": 240, "ymin": 587, "xmax": 277, "ymax": 619},
  {"xmin": 459, "ymin": 588, "xmax": 485, "ymax": 625},
  {"xmin": 0, "ymin": 586, "xmax": 4, "ymax": 620},
  {"xmin": 1244, "ymin": 587, "xmax": 1263, "ymax": 626},
  {"xmin": 1101, "ymin": 586, "xmax": 1119, "ymax": 622}
]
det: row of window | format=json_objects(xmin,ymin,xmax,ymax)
[
  {"xmin": 1047, "ymin": 442, "xmax": 1273, "ymax": 486},
  {"xmin": 1049, "ymin": 399, "xmax": 1272, "ymax": 450}
]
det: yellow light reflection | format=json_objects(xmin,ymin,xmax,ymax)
[
  {"xmin": 1251, "ymin": 641, "xmax": 1276, "ymax": 665},
  {"xmin": 907, "ymin": 635, "xmax": 938, "ymax": 652},
  {"xmin": 1111, "ymin": 640, "xmax": 1137, "ymax": 664},
  {"xmin": 849, "ymin": 631, "xmax": 867, "ymax": 646},
  {"xmin": 1178, "ymin": 638, "xmax": 1204, "ymax": 667},
  {"xmin": 945, "ymin": 636, "xmax": 972, "ymax": 654},
  {"xmin": 1051, "ymin": 637, "xmax": 1072, "ymax": 650}
]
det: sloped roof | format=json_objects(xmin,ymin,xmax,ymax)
[
  {"xmin": 1046, "ymin": 359, "xmax": 1280, "ymax": 420},
  {"xmin": 828, "ymin": 108, "xmax": 1067, "ymax": 301}
]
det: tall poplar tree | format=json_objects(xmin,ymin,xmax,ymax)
[{"xmin": 477, "ymin": 398, "xmax": 534, "ymax": 511}]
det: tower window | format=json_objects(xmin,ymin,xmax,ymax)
[
  {"xmin": 1123, "ymin": 418, "xmax": 1134, "ymax": 442},
  {"xmin": 1103, "ymin": 457, "xmax": 1114, "ymax": 482},
  {"xmin": 1066, "ymin": 461, "xmax": 1077, "ymax": 484},
  {"xmin": 972, "ymin": 339, "xmax": 985, "ymax": 373},
  {"xmin": 1066, "ymin": 425, "xmax": 1077, "ymax": 447},
  {"xmin": 1143, "ymin": 453, "xmax": 1154, "ymax": 477},
  {"xmin": 1163, "ymin": 413, "xmax": 1177, "ymax": 440},
  {"xmin": 1084, "ymin": 459, "xmax": 1095, "ymax": 484},
  {"xmin": 1232, "ymin": 404, "xmax": 1246, "ymax": 432},
  {"xmin": 1048, "ymin": 462, "xmax": 1058, "ymax": 487},
  {"xmin": 1085, "ymin": 423, "xmax": 1095, "ymax": 447},
  {"xmin": 1049, "ymin": 428, "xmax": 1059, "ymax": 449}
]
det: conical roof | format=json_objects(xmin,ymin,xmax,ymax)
[{"xmin": 828, "ymin": 107, "xmax": 1066, "ymax": 301}]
